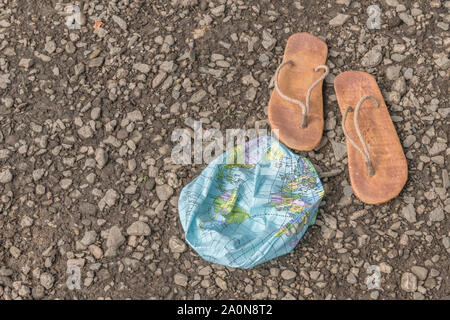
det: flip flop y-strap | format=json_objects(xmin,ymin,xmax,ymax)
[
  {"xmin": 274, "ymin": 60, "xmax": 329, "ymax": 128},
  {"xmin": 342, "ymin": 95, "xmax": 380, "ymax": 177}
]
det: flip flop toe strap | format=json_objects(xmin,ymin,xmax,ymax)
[
  {"xmin": 342, "ymin": 95, "xmax": 380, "ymax": 177},
  {"xmin": 274, "ymin": 60, "xmax": 329, "ymax": 128}
]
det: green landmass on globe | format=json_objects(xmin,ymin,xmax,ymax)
[{"xmin": 199, "ymin": 189, "xmax": 250, "ymax": 229}]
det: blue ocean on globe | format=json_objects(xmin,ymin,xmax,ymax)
[{"xmin": 178, "ymin": 136, "xmax": 324, "ymax": 269}]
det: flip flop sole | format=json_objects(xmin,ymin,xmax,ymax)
[
  {"xmin": 268, "ymin": 33, "xmax": 328, "ymax": 151},
  {"xmin": 334, "ymin": 71, "xmax": 408, "ymax": 204}
]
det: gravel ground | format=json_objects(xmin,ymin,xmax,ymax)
[{"xmin": 0, "ymin": 0, "xmax": 449, "ymax": 300}]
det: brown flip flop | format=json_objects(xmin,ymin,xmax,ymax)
[
  {"xmin": 268, "ymin": 33, "xmax": 329, "ymax": 151},
  {"xmin": 334, "ymin": 71, "xmax": 408, "ymax": 205}
]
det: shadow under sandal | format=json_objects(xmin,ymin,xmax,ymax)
[
  {"xmin": 334, "ymin": 71, "xmax": 408, "ymax": 205},
  {"xmin": 268, "ymin": 32, "xmax": 329, "ymax": 151}
]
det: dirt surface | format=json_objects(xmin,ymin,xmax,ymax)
[{"xmin": 0, "ymin": 0, "xmax": 449, "ymax": 300}]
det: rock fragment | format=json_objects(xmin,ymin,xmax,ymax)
[
  {"xmin": 329, "ymin": 14, "xmax": 350, "ymax": 26},
  {"xmin": 401, "ymin": 272, "xmax": 417, "ymax": 292},
  {"xmin": 155, "ymin": 184, "xmax": 174, "ymax": 201},
  {"xmin": 126, "ymin": 221, "xmax": 151, "ymax": 236},
  {"xmin": 112, "ymin": 15, "xmax": 127, "ymax": 31},
  {"xmin": 0, "ymin": 169, "xmax": 13, "ymax": 183}
]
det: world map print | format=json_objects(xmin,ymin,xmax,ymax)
[{"xmin": 178, "ymin": 136, "xmax": 324, "ymax": 269}]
